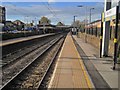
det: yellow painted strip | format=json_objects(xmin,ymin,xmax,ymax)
[
  {"xmin": 112, "ymin": 15, "xmax": 116, "ymax": 20},
  {"xmin": 71, "ymin": 36, "xmax": 93, "ymax": 88},
  {"xmin": 100, "ymin": 36, "xmax": 103, "ymax": 39},
  {"xmin": 102, "ymin": 12, "xmax": 104, "ymax": 22},
  {"xmin": 105, "ymin": 17, "xmax": 111, "ymax": 21},
  {"xmin": 104, "ymin": 15, "xmax": 116, "ymax": 22},
  {"xmin": 76, "ymin": 47, "xmax": 92, "ymax": 88},
  {"xmin": 114, "ymin": 38, "xmax": 117, "ymax": 43}
]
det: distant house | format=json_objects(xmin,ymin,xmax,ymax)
[
  {"xmin": 3, "ymin": 20, "xmax": 25, "ymax": 32},
  {"xmin": 6, "ymin": 21, "xmax": 17, "ymax": 27},
  {"xmin": 13, "ymin": 20, "xmax": 25, "ymax": 30},
  {"xmin": 56, "ymin": 22, "xmax": 64, "ymax": 26},
  {"xmin": 4, "ymin": 21, "xmax": 17, "ymax": 31},
  {"xmin": 13, "ymin": 20, "xmax": 24, "ymax": 26}
]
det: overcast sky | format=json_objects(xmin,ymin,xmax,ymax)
[{"xmin": 2, "ymin": 1, "xmax": 104, "ymax": 25}]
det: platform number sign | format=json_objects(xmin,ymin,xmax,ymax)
[{"xmin": 103, "ymin": 6, "xmax": 117, "ymax": 21}]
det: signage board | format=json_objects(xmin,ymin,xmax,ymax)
[
  {"xmin": 104, "ymin": 6, "xmax": 117, "ymax": 21},
  {"xmin": 105, "ymin": 7, "xmax": 117, "ymax": 18}
]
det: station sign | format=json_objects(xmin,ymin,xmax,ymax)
[{"xmin": 104, "ymin": 6, "xmax": 117, "ymax": 21}]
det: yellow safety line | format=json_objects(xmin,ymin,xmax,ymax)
[
  {"xmin": 114, "ymin": 38, "xmax": 117, "ymax": 43},
  {"xmin": 71, "ymin": 36, "xmax": 92, "ymax": 89}
]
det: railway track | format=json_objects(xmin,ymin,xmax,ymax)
[
  {"xmin": 2, "ymin": 34, "xmax": 57, "ymax": 58},
  {"xmin": 2, "ymin": 34, "xmax": 63, "ymax": 86},
  {"xmin": 1, "ymin": 35, "xmax": 61, "ymax": 68},
  {"xmin": 2, "ymin": 34, "xmax": 60, "ymax": 68},
  {"xmin": 1, "ymin": 34, "xmax": 66, "ymax": 89},
  {"xmin": 38, "ymin": 39, "xmax": 63, "ymax": 89}
]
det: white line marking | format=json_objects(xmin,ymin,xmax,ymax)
[{"xmin": 48, "ymin": 34, "xmax": 67, "ymax": 88}]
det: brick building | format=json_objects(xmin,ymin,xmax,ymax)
[{"xmin": 0, "ymin": 6, "xmax": 6, "ymax": 24}]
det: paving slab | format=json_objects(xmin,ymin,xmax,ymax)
[
  {"xmin": 73, "ymin": 35, "xmax": 119, "ymax": 89},
  {"xmin": 49, "ymin": 33, "xmax": 94, "ymax": 88}
]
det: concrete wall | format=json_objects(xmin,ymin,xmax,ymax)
[{"xmin": 78, "ymin": 32, "xmax": 115, "ymax": 57}]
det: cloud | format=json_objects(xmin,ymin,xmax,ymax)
[
  {"xmin": 48, "ymin": 0, "xmax": 55, "ymax": 3},
  {"xmin": 4, "ymin": 2, "xmax": 104, "ymax": 25},
  {"xmin": 5, "ymin": 4, "xmax": 61, "ymax": 17}
]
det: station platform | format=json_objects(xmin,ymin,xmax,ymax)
[
  {"xmin": 73, "ymin": 35, "xmax": 119, "ymax": 89},
  {"xmin": 1, "ymin": 33, "xmax": 55, "ymax": 47},
  {"xmin": 48, "ymin": 33, "xmax": 94, "ymax": 88}
]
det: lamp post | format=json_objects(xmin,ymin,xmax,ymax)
[
  {"xmin": 77, "ymin": 5, "xmax": 84, "ymax": 32},
  {"xmin": 77, "ymin": 5, "xmax": 87, "ymax": 25},
  {"xmin": 90, "ymin": 8, "xmax": 94, "ymax": 23},
  {"xmin": 89, "ymin": 8, "xmax": 94, "ymax": 40},
  {"xmin": 73, "ymin": 15, "xmax": 77, "ymax": 35},
  {"xmin": 77, "ymin": 5, "xmax": 87, "ymax": 42}
]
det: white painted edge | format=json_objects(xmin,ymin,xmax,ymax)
[{"xmin": 48, "ymin": 34, "xmax": 67, "ymax": 88}]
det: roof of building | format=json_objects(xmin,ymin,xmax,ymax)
[
  {"xmin": 6, "ymin": 21, "xmax": 17, "ymax": 26},
  {"xmin": 0, "ymin": 6, "xmax": 5, "ymax": 10},
  {"xmin": 13, "ymin": 20, "xmax": 24, "ymax": 24},
  {"xmin": 90, "ymin": 20, "xmax": 101, "ymax": 24}
]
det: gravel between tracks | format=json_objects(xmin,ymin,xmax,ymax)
[
  {"xmin": 2, "ymin": 35, "xmax": 60, "ymax": 67},
  {"xmin": 4, "ymin": 36, "xmax": 64, "ymax": 89},
  {"xmin": 2, "ymin": 35, "xmax": 62, "ymax": 86}
]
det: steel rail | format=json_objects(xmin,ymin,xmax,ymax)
[
  {"xmin": 37, "ymin": 37, "xmax": 65, "ymax": 89},
  {"xmin": 2, "ymin": 35, "xmax": 59, "ymax": 68},
  {"xmin": 1, "ymin": 35, "xmax": 63, "ymax": 90}
]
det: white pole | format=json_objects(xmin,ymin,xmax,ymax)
[{"xmin": 102, "ymin": 0, "xmax": 111, "ymax": 56}]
